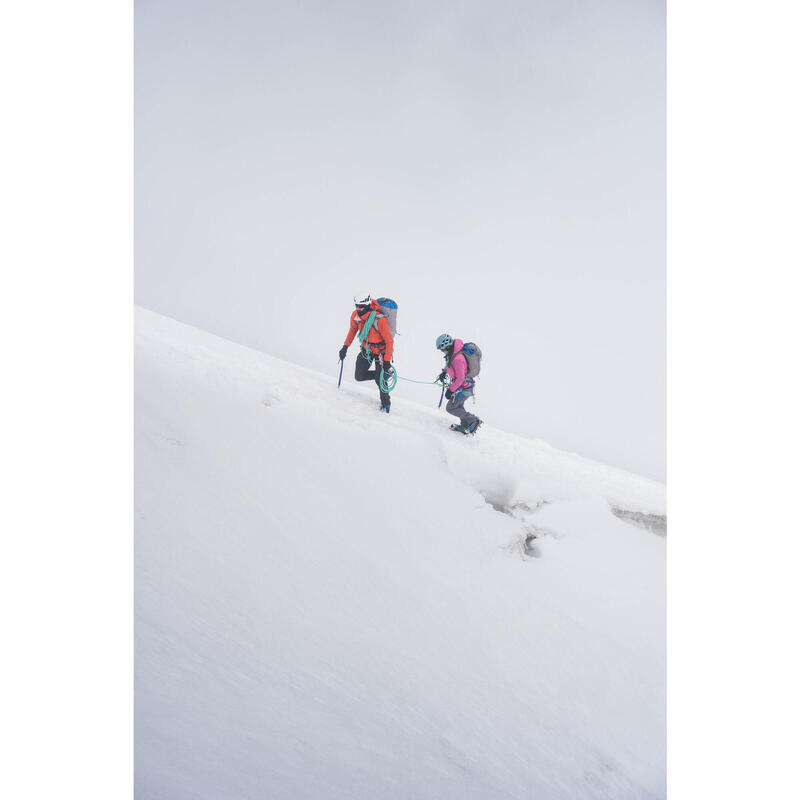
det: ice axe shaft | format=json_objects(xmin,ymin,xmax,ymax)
[{"xmin": 338, "ymin": 359, "xmax": 344, "ymax": 388}]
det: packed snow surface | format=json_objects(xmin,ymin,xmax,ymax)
[{"xmin": 135, "ymin": 307, "xmax": 666, "ymax": 799}]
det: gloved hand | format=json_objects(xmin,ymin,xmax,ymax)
[
  {"xmin": 437, "ymin": 369, "xmax": 447, "ymax": 383},
  {"xmin": 339, "ymin": 345, "xmax": 348, "ymax": 361},
  {"xmin": 445, "ymin": 389, "xmax": 453, "ymax": 400},
  {"xmin": 382, "ymin": 363, "xmax": 393, "ymax": 376}
]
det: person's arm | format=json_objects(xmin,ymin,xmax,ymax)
[
  {"xmin": 344, "ymin": 313, "xmax": 358, "ymax": 347},
  {"xmin": 377, "ymin": 316, "xmax": 394, "ymax": 362},
  {"xmin": 448, "ymin": 354, "xmax": 467, "ymax": 391}
]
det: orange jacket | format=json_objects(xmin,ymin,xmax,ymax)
[{"xmin": 344, "ymin": 299, "xmax": 394, "ymax": 362}]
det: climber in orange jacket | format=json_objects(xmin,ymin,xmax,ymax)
[{"xmin": 338, "ymin": 292, "xmax": 394, "ymax": 412}]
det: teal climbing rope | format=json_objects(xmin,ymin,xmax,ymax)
[
  {"xmin": 356, "ymin": 315, "xmax": 442, "ymax": 394},
  {"xmin": 379, "ymin": 364, "xmax": 397, "ymax": 393},
  {"xmin": 398, "ymin": 375, "xmax": 442, "ymax": 386},
  {"xmin": 356, "ymin": 310, "xmax": 376, "ymax": 353},
  {"xmin": 381, "ymin": 367, "xmax": 444, "ymax": 393},
  {"xmin": 362, "ymin": 354, "xmax": 440, "ymax": 394}
]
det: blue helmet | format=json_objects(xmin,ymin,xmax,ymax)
[{"xmin": 436, "ymin": 333, "xmax": 453, "ymax": 351}]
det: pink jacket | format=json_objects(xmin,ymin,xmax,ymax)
[{"xmin": 446, "ymin": 339, "xmax": 471, "ymax": 392}]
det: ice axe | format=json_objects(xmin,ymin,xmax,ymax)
[{"xmin": 337, "ymin": 359, "xmax": 344, "ymax": 388}]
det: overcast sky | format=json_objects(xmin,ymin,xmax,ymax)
[{"xmin": 135, "ymin": 0, "xmax": 665, "ymax": 480}]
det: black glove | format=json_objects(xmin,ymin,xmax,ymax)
[
  {"xmin": 382, "ymin": 363, "xmax": 393, "ymax": 376},
  {"xmin": 339, "ymin": 345, "xmax": 348, "ymax": 361},
  {"xmin": 437, "ymin": 369, "xmax": 447, "ymax": 383},
  {"xmin": 445, "ymin": 389, "xmax": 453, "ymax": 400}
]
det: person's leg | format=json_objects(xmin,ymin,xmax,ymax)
[
  {"xmin": 354, "ymin": 351, "xmax": 389, "ymax": 406},
  {"xmin": 446, "ymin": 390, "xmax": 478, "ymax": 429},
  {"xmin": 377, "ymin": 359, "xmax": 391, "ymax": 408},
  {"xmin": 354, "ymin": 352, "xmax": 376, "ymax": 382},
  {"xmin": 446, "ymin": 393, "xmax": 469, "ymax": 426}
]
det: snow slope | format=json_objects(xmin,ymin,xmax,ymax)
[{"xmin": 135, "ymin": 307, "xmax": 666, "ymax": 800}]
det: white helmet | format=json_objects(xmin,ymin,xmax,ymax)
[{"xmin": 353, "ymin": 292, "xmax": 371, "ymax": 305}]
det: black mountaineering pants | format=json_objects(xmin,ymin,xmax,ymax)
[{"xmin": 354, "ymin": 351, "xmax": 390, "ymax": 406}]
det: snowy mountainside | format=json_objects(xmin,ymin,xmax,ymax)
[{"xmin": 135, "ymin": 306, "xmax": 666, "ymax": 799}]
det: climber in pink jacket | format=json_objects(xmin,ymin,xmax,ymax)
[{"xmin": 435, "ymin": 334, "xmax": 482, "ymax": 435}]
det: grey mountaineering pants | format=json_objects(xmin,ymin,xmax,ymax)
[{"xmin": 446, "ymin": 386, "xmax": 478, "ymax": 428}]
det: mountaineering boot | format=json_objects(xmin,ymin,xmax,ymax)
[
  {"xmin": 380, "ymin": 401, "xmax": 391, "ymax": 413},
  {"xmin": 465, "ymin": 418, "xmax": 483, "ymax": 435},
  {"xmin": 450, "ymin": 423, "xmax": 468, "ymax": 434}
]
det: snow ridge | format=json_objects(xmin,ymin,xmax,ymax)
[{"xmin": 135, "ymin": 306, "xmax": 666, "ymax": 800}]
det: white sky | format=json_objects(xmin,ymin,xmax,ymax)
[{"xmin": 135, "ymin": 0, "xmax": 665, "ymax": 480}]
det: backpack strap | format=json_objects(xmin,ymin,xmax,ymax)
[{"xmin": 371, "ymin": 312, "xmax": 386, "ymax": 333}]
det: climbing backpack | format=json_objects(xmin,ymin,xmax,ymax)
[
  {"xmin": 373, "ymin": 297, "xmax": 398, "ymax": 337},
  {"xmin": 461, "ymin": 342, "xmax": 482, "ymax": 378}
]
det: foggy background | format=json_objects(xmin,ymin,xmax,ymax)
[{"xmin": 135, "ymin": 0, "xmax": 665, "ymax": 480}]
